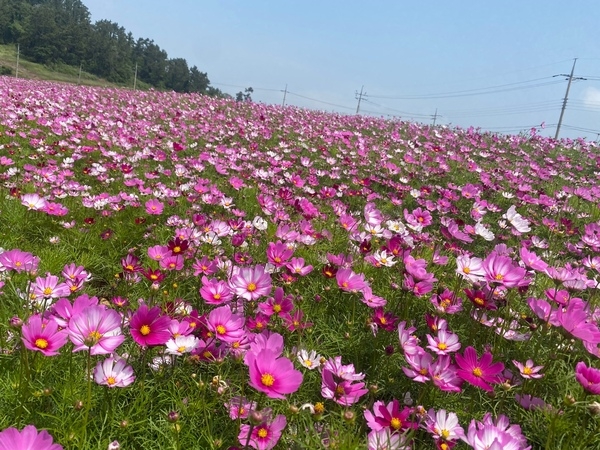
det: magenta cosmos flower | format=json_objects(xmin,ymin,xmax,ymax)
[
  {"xmin": 246, "ymin": 349, "xmax": 303, "ymax": 399},
  {"xmin": 129, "ymin": 305, "xmax": 171, "ymax": 346},
  {"xmin": 455, "ymin": 346, "xmax": 504, "ymax": 392},
  {"xmin": 0, "ymin": 425, "xmax": 63, "ymax": 450},
  {"xmin": 22, "ymin": 314, "xmax": 68, "ymax": 356},
  {"xmin": 68, "ymin": 305, "xmax": 125, "ymax": 355},
  {"xmin": 364, "ymin": 399, "xmax": 418, "ymax": 433},
  {"xmin": 0, "ymin": 249, "xmax": 39, "ymax": 273},
  {"xmin": 229, "ymin": 265, "xmax": 272, "ymax": 301},
  {"xmin": 575, "ymin": 361, "xmax": 600, "ymax": 395},
  {"xmin": 238, "ymin": 414, "xmax": 287, "ymax": 450}
]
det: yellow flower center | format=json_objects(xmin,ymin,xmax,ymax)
[
  {"xmin": 43, "ymin": 287, "xmax": 53, "ymax": 296},
  {"xmin": 140, "ymin": 325, "xmax": 151, "ymax": 336},
  {"xmin": 314, "ymin": 402, "xmax": 325, "ymax": 414},
  {"xmin": 304, "ymin": 359, "xmax": 313, "ymax": 367},
  {"xmin": 213, "ymin": 293, "xmax": 221, "ymax": 300},
  {"xmin": 106, "ymin": 376, "xmax": 116, "ymax": 386},
  {"xmin": 261, "ymin": 373, "xmax": 275, "ymax": 387},
  {"xmin": 125, "ymin": 264, "xmax": 134, "ymax": 271},
  {"xmin": 495, "ymin": 274, "xmax": 504, "ymax": 280},
  {"xmin": 35, "ymin": 338, "xmax": 49, "ymax": 349},
  {"xmin": 274, "ymin": 257, "xmax": 281, "ymax": 263},
  {"xmin": 88, "ymin": 330, "xmax": 102, "ymax": 343},
  {"xmin": 441, "ymin": 429, "xmax": 450, "ymax": 439},
  {"xmin": 15, "ymin": 261, "xmax": 22, "ymax": 267},
  {"xmin": 335, "ymin": 385, "xmax": 345, "ymax": 396},
  {"xmin": 474, "ymin": 297, "xmax": 485, "ymax": 306},
  {"xmin": 437, "ymin": 342, "xmax": 447, "ymax": 350},
  {"xmin": 216, "ymin": 325, "xmax": 226, "ymax": 335},
  {"xmin": 173, "ymin": 246, "xmax": 181, "ymax": 253},
  {"xmin": 177, "ymin": 346, "xmax": 186, "ymax": 353},
  {"xmin": 473, "ymin": 367, "xmax": 483, "ymax": 377},
  {"xmin": 523, "ymin": 366, "xmax": 533, "ymax": 375},
  {"xmin": 247, "ymin": 283, "xmax": 257, "ymax": 292},
  {"xmin": 273, "ymin": 305, "xmax": 282, "ymax": 313},
  {"xmin": 257, "ymin": 428, "xmax": 268, "ymax": 438},
  {"xmin": 390, "ymin": 417, "xmax": 402, "ymax": 430},
  {"xmin": 380, "ymin": 317, "xmax": 387, "ymax": 325},
  {"xmin": 463, "ymin": 267, "xmax": 471, "ymax": 274}
]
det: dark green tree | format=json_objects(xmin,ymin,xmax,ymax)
[{"xmin": 164, "ymin": 57, "xmax": 189, "ymax": 92}]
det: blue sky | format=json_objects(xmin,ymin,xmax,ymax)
[{"xmin": 84, "ymin": 0, "xmax": 600, "ymax": 141}]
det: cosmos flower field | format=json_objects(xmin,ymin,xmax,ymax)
[{"xmin": 0, "ymin": 77, "xmax": 600, "ymax": 449}]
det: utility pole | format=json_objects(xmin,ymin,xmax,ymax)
[
  {"xmin": 281, "ymin": 84, "xmax": 288, "ymax": 106},
  {"xmin": 15, "ymin": 43, "xmax": 19, "ymax": 78},
  {"xmin": 355, "ymin": 85, "xmax": 367, "ymax": 114},
  {"xmin": 133, "ymin": 62, "xmax": 138, "ymax": 90},
  {"xmin": 554, "ymin": 58, "xmax": 586, "ymax": 140},
  {"xmin": 432, "ymin": 108, "xmax": 438, "ymax": 126}
]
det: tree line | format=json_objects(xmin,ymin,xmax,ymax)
[{"xmin": 0, "ymin": 0, "xmax": 227, "ymax": 96}]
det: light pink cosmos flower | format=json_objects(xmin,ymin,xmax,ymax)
[
  {"xmin": 31, "ymin": 274, "xmax": 71, "ymax": 300},
  {"xmin": 225, "ymin": 396, "xmax": 257, "ymax": 420},
  {"xmin": 238, "ymin": 414, "xmax": 287, "ymax": 450},
  {"xmin": 367, "ymin": 428, "xmax": 411, "ymax": 450},
  {"xmin": 455, "ymin": 255, "xmax": 485, "ymax": 284},
  {"xmin": 22, "ymin": 314, "xmax": 68, "ymax": 356},
  {"xmin": 0, "ymin": 425, "xmax": 63, "ymax": 450},
  {"xmin": 229, "ymin": 265, "xmax": 272, "ymax": 301},
  {"xmin": 93, "ymin": 356, "xmax": 135, "ymax": 388},
  {"xmin": 461, "ymin": 413, "xmax": 530, "ymax": 450},
  {"xmin": 21, "ymin": 193, "xmax": 47, "ymax": 211},
  {"xmin": 68, "ymin": 305, "xmax": 125, "ymax": 355},
  {"xmin": 426, "ymin": 330, "xmax": 461, "ymax": 356},
  {"xmin": 321, "ymin": 368, "xmax": 368, "ymax": 406},
  {"xmin": 246, "ymin": 349, "xmax": 303, "ymax": 399},
  {"xmin": 424, "ymin": 408, "xmax": 464, "ymax": 444},
  {"xmin": 285, "ymin": 257, "xmax": 313, "ymax": 276},
  {"xmin": 512, "ymin": 359, "xmax": 544, "ymax": 379},
  {"xmin": 402, "ymin": 351, "xmax": 432, "ymax": 383}
]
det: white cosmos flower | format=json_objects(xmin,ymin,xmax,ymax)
[
  {"xmin": 475, "ymin": 222, "xmax": 495, "ymax": 241},
  {"xmin": 503, "ymin": 205, "xmax": 531, "ymax": 233}
]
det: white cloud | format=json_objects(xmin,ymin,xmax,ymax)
[{"xmin": 583, "ymin": 87, "xmax": 600, "ymax": 107}]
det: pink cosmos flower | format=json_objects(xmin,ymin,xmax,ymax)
[
  {"xmin": 22, "ymin": 314, "xmax": 68, "ymax": 356},
  {"xmin": 31, "ymin": 274, "xmax": 71, "ymax": 300},
  {"xmin": 430, "ymin": 289, "xmax": 463, "ymax": 314},
  {"xmin": 93, "ymin": 356, "xmax": 135, "ymax": 388},
  {"xmin": 0, "ymin": 425, "xmax": 63, "ymax": 450},
  {"xmin": 575, "ymin": 361, "xmax": 600, "ymax": 395},
  {"xmin": 364, "ymin": 399, "xmax": 417, "ymax": 433},
  {"xmin": 246, "ymin": 349, "xmax": 303, "ymax": 399},
  {"xmin": 461, "ymin": 413, "xmax": 530, "ymax": 450},
  {"xmin": 512, "ymin": 359, "xmax": 544, "ymax": 379},
  {"xmin": 336, "ymin": 268, "xmax": 368, "ymax": 293},
  {"xmin": 229, "ymin": 265, "xmax": 273, "ymax": 301},
  {"xmin": 455, "ymin": 346, "xmax": 504, "ymax": 392},
  {"xmin": 238, "ymin": 414, "xmax": 287, "ymax": 450},
  {"xmin": 285, "ymin": 257, "xmax": 313, "ymax": 276},
  {"xmin": 554, "ymin": 298, "xmax": 600, "ymax": 344},
  {"xmin": 367, "ymin": 429, "xmax": 411, "ymax": 450},
  {"xmin": 193, "ymin": 256, "xmax": 219, "ymax": 276},
  {"xmin": 145, "ymin": 198, "xmax": 164, "ymax": 215},
  {"xmin": 199, "ymin": 276, "xmax": 233, "ymax": 305},
  {"xmin": 147, "ymin": 245, "xmax": 172, "ymax": 262},
  {"xmin": 51, "ymin": 294, "xmax": 100, "ymax": 329},
  {"xmin": 68, "ymin": 305, "xmax": 125, "ymax": 355},
  {"xmin": 482, "ymin": 251, "xmax": 526, "ymax": 288},
  {"xmin": 129, "ymin": 305, "xmax": 171, "ymax": 347},
  {"xmin": 402, "ymin": 351, "xmax": 433, "ymax": 383},
  {"xmin": 225, "ymin": 396, "xmax": 257, "ymax": 419},
  {"xmin": 0, "ymin": 249, "xmax": 39, "ymax": 273},
  {"xmin": 258, "ymin": 287, "xmax": 294, "ymax": 317},
  {"xmin": 429, "ymin": 355, "xmax": 463, "ymax": 393},
  {"xmin": 321, "ymin": 368, "xmax": 368, "ymax": 406},
  {"xmin": 205, "ymin": 305, "xmax": 245, "ymax": 343},
  {"xmin": 266, "ymin": 241, "xmax": 294, "ymax": 267}
]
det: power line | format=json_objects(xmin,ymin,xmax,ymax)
[
  {"xmin": 355, "ymin": 85, "xmax": 366, "ymax": 114},
  {"xmin": 285, "ymin": 91, "xmax": 355, "ymax": 110},
  {"xmin": 368, "ymin": 77, "xmax": 562, "ymax": 100}
]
